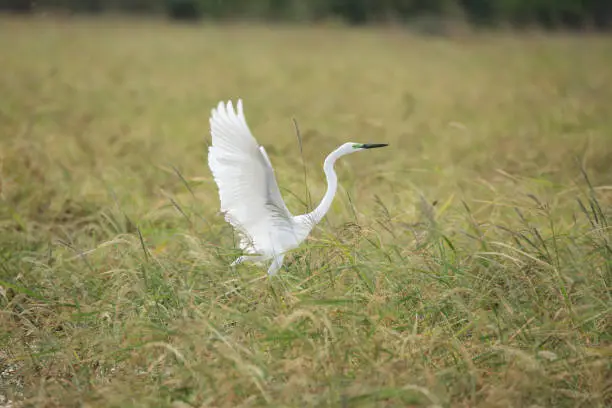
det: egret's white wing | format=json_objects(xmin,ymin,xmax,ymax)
[{"xmin": 208, "ymin": 99, "xmax": 294, "ymax": 254}]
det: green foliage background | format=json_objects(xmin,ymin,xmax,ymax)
[{"xmin": 1, "ymin": 0, "xmax": 611, "ymax": 29}]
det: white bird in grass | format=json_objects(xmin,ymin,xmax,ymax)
[{"xmin": 208, "ymin": 99, "xmax": 388, "ymax": 276}]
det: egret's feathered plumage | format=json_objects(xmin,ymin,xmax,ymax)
[{"xmin": 208, "ymin": 99, "xmax": 387, "ymax": 275}]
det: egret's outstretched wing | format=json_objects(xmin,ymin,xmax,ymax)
[{"xmin": 208, "ymin": 99, "xmax": 294, "ymax": 254}]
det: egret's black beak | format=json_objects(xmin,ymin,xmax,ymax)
[{"xmin": 362, "ymin": 143, "xmax": 389, "ymax": 149}]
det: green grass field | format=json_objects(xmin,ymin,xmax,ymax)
[{"xmin": 1, "ymin": 16, "xmax": 611, "ymax": 407}]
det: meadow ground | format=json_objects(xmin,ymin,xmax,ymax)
[{"xmin": 0, "ymin": 15, "xmax": 611, "ymax": 407}]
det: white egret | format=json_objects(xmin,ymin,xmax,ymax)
[{"xmin": 208, "ymin": 99, "xmax": 388, "ymax": 276}]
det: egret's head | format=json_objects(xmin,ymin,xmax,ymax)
[{"xmin": 338, "ymin": 142, "xmax": 389, "ymax": 155}]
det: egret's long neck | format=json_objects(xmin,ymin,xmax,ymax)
[{"xmin": 308, "ymin": 148, "xmax": 343, "ymax": 225}]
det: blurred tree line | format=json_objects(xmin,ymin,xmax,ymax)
[{"xmin": 1, "ymin": 0, "xmax": 611, "ymax": 29}]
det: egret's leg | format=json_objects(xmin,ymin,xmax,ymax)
[
  {"xmin": 231, "ymin": 255, "xmax": 265, "ymax": 266},
  {"xmin": 267, "ymin": 254, "xmax": 286, "ymax": 276}
]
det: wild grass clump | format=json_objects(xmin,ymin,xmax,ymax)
[{"xmin": 1, "ymin": 17, "xmax": 611, "ymax": 407}]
